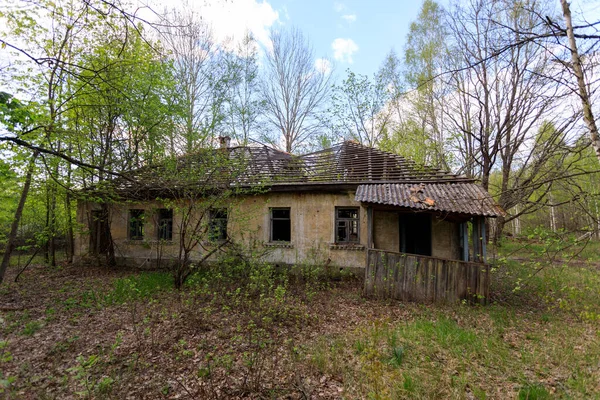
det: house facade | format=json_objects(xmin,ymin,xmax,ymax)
[{"xmin": 75, "ymin": 141, "xmax": 504, "ymax": 302}]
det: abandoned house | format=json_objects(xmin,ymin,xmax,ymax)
[{"xmin": 75, "ymin": 139, "xmax": 505, "ymax": 303}]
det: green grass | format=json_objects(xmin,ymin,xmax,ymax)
[
  {"xmin": 59, "ymin": 271, "xmax": 174, "ymax": 310},
  {"xmin": 104, "ymin": 271, "xmax": 173, "ymax": 304}
]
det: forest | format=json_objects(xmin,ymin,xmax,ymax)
[{"xmin": 0, "ymin": 0, "xmax": 599, "ymax": 398}]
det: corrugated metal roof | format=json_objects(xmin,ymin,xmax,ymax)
[{"xmin": 355, "ymin": 183, "xmax": 505, "ymax": 217}]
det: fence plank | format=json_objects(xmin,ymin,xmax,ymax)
[{"xmin": 365, "ymin": 249, "xmax": 490, "ymax": 304}]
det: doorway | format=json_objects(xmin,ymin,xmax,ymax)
[{"xmin": 399, "ymin": 213, "xmax": 432, "ymax": 256}]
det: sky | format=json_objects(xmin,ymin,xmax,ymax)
[
  {"xmin": 151, "ymin": 0, "xmax": 425, "ymax": 80},
  {"xmin": 148, "ymin": 0, "xmax": 600, "ymax": 82}
]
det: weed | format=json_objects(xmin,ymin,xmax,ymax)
[
  {"xmin": 388, "ymin": 345, "xmax": 405, "ymax": 367},
  {"xmin": 0, "ymin": 341, "xmax": 12, "ymax": 363},
  {"xmin": 518, "ymin": 383, "xmax": 550, "ymax": 400},
  {"xmin": 21, "ymin": 321, "xmax": 41, "ymax": 336}
]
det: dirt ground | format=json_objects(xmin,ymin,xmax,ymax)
[
  {"xmin": 1, "ymin": 261, "xmax": 599, "ymax": 399},
  {"xmin": 0, "ymin": 264, "xmax": 407, "ymax": 399}
]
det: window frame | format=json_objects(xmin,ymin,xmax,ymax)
[
  {"xmin": 270, "ymin": 207, "xmax": 291, "ymax": 242},
  {"xmin": 335, "ymin": 207, "xmax": 360, "ymax": 244},
  {"xmin": 157, "ymin": 208, "xmax": 173, "ymax": 241},
  {"xmin": 128, "ymin": 209, "xmax": 145, "ymax": 241},
  {"xmin": 208, "ymin": 208, "xmax": 228, "ymax": 242}
]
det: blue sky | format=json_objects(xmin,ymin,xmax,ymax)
[
  {"xmin": 152, "ymin": 0, "xmax": 599, "ymax": 81},
  {"xmin": 268, "ymin": 0, "xmax": 423, "ymax": 77},
  {"xmin": 166, "ymin": 0, "xmax": 425, "ymax": 80}
]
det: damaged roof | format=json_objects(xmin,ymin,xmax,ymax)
[
  {"xmin": 227, "ymin": 141, "xmax": 471, "ymax": 184},
  {"xmin": 355, "ymin": 182, "xmax": 505, "ymax": 217},
  {"xmin": 100, "ymin": 141, "xmax": 503, "ymax": 217}
]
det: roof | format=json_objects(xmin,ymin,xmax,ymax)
[
  {"xmin": 355, "ymin": 182, "xmax": 505, "ymax": 217},
  {"xmin": 228, "ymin": 141, "xmax": 472, "ymax": 185},
  {"xmin": 99, "ymin": 141, "xmax": 503, "ymax": 217}
]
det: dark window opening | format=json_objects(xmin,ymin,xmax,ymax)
[
  {"xmin": 209, "ymin": 208, "xmax": 228, "ymax": 241},
  {"xmin": 157, "ymin": 209, "xmax": 173, "ymax": 241},
  {"xmin": 270, "ymin": 208, "xmax": 291, "ymax": 242},
  {"xmin": 129, "ymin": 209, "xmax": 145, "ymax": 240},
  {"xmin": 336, "ymin": 207, "xmax": 359, "ymax": 243},
  {"xmin": 399, "ymin": 213, "xmax": 431, "ymax": 256}
]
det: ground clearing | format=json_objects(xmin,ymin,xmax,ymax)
[{"xmin": 0, "ymin": 244, "xmax": 599, "ymax": 399}]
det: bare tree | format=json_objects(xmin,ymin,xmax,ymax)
[
  {"xmin": 223, "ymin": 32, "xmax": 262, "ymax": 146},
  {"xmin": 261, "ymin": 28, "xmax": 332, "ymax": 153},
  {"xmin": 161, "ymin": 5, "xmax": 226, "ymax": 153},
  {"xmin": 439, "ymin": 0, "xmax": 577, "ymax": 240}
]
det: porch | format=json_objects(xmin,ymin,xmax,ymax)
[{"xmin": 362, "ymin": 202, "xmax": 493, "ymax": 304}]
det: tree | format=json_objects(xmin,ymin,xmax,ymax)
[
  {"xmin": 0, "ymin": 0, "xmax": 177, "ymax": 271},
  {"xmin": 261, "ymin": 28, "xmax": 332, "ymax": 153},
  {"xmin": 223, "ymin": 32, "xmax": 262, "ymax": 146},
  {"xmin": 329, "ymin": 68, "xmax": 394, "ymax": 147},
  {"xmin": 558, "ymin": 0, "xmax": 600, "ymax": 163},
  {"xmin": 442, "ymin": 0, "xmax": 576, "ymax": 240},
  {"xmin": 402, "ymin": 0, "xmax": 450, "ymax": 169},
  {"xmin": 161, "ymin": 5, "xmax": 234, "ymax": 153}
]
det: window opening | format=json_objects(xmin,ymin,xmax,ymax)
[
  {"xmin": 270, "ymin": 208, "xmax": 291, "ymax": 242},
  {"xmin": 209, "ymin": 208, "xmax": 228, "ymax": 241},
  {"xmin": 157, "ymin": 209, "xmax": 173, "ymax": 241},
  {"xmin": 336, "ymin": 207, "xmax": 359, "ymax": 243},
  {"xmin": 129, "ymin": 209, "xmax": 145, "ymax": 240}
]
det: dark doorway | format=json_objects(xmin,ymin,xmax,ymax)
[
  {"xmin": 89, "ymin": 210, "xmax": 109, "ymax": 255},
  {"xmin": 399, "ymin": 213, "xmax": 432, "ymax": 256}
]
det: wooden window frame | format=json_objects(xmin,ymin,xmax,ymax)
[
  {"xmin": 335, "ymin": 207, "xmax": 360, "ymax": 244},
  {"xmin": 209, "ymin": 208, "xmax": 228, "ymax": 241}
]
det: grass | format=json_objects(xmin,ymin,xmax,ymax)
[{"xmin": 0, "ymin": 238, "xmax": 599, "ymax": 398}]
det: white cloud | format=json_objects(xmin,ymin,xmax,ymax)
[
  {"xmin": 315, "ymin": 58, "xmax": 332, "ymax": 75},
  {"xmin": 159, "ymin": 0, "xmax": 279, "ymax": 51},
  {"xmin": 333, "ymin": 2, "xmax": 346, "ymax": 12},
  {"xmin": 341, "ymin": 14, "xmax": 356, "ymax": 23},
  {"xmin": 331, "ymin": 38, "xmax": 358, "ymax": 64}
]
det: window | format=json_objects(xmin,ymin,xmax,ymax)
[
  {"xmin": 209, "ymin": 208, "xmax": 228, "ymax": 241},
  {"xmin": 128, "ymin": 209, "xmax": 145, "ymax": 240},
  {"xmin": 157, "ymin": 209, "xmax": 173, "ymax": 241},
  {"xmin": 336, "ymin": 207, "xmax": 359, "ymax": 243},
  {"xmin": 270, "ymin": 208, "xmax": 291, "ymax": 242}
]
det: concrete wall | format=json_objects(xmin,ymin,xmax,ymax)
[{"xmin": 75, "ymin": 193, "xmax": 463, "ymax": 269}]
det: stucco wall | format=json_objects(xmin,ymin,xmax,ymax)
[
  {"xmin": 75, "ymin": 193, "xmax": 463, "ymax": 269},
  {"xmin": 76, "ymin": 192, "xmax": 368, "ymax": 270}
]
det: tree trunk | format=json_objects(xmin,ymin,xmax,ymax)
[
  {"xmin": 561, "ymin": 0, "xmax": 600, "ymax": 163},
  {"xmin": 65, "ymin": 191, "xmax": 74, "ymax": 263},
  {"xmin": 549, "ymin": 192, "xmax": 557, "ymax": 232},
  {"xmin": 100, "ymin": 203, "xmax": 117, "ymax": 268},
  {"xmin": 0, "ymin": 151, "xmax": 39, "ymax": 284},
  {"xmin": 48, "ymin": 179, "xmax": 57, "ymax": 267}
]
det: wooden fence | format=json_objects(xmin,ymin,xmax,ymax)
[{"xmin": 364, "ymin": 249, "xmax": 490, "ymax": 304}]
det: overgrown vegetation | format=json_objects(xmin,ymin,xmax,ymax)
[{"xmin": 1, "ymin": 237, "xmax": 599, "ymax": 398}]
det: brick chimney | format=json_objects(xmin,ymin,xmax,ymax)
[{"xmin": 218, "ymin": 136, "xmax": 231, "ymax": 149}]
